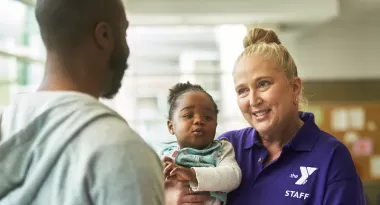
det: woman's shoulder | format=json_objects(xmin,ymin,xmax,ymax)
[
  {"xmin": 315, "ymin": 131, "xmax": 360, "ymax": 182},
  {"xmin": 216, "ymin": 127, "xmax": 257, "ymax": 150},
  {"xmin": 309, "ymin": 129, "xmax": 358, "ymax": 175},
  {"xmin": 299, "ymin": 112, "xmax": 348, "ymax": 153},
  {"xmin": 316, "ymin": 129, "xmax": 349, "ymax": 152},
  {"xmin": 217, "ymin": 127, "xmax": 255, "ymax": 140}
]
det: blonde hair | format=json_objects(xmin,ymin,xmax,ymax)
[{"xmin": 235, "ymin": 27, "xmax": 307, "ymax": 109}]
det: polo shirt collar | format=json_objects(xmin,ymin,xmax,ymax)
[{"xmin": 244, "ymin": 112, "xmax": 320, "ymax": 151}]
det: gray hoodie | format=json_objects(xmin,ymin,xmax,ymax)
[{"xmin": 0, "ymin": 91, "xmax": 163, "ymax": 205}]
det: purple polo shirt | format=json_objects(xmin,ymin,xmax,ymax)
[{"xmin": 218, "ymin": 112, "xmax": 366, "ymax": 205}]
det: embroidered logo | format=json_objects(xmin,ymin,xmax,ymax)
[{"xmin": 295, "ymin": 166, "xmax": 317, "ymax": 185}]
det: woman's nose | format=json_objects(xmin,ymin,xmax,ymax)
[{"xmin": 249, "ymin": 91, "xmax": 262, "ymax": 107}]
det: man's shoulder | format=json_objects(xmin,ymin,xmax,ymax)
[
  {"xmin": 43, "ymin": 93, "xmax": 145, "ymax": 153},
  {"xmin": 75, "ymin": 114, "xmax": 142, "ymax": 148},
  {"xmin": 6, "ymin": 91, "xmax": 116, "ymax": 120}
]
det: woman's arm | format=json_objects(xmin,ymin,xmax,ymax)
[{"xmin": 323, "ymin": 144, "xmax": 366, "ymax": 205}]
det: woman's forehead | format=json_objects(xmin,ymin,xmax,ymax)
[
  {"xmin": 234, "ymin": 56, "xmax": 281, "ymax": 82},
  {"xmin": 236, "ymin": 56, "xmax": 277, "ymax": 73}
]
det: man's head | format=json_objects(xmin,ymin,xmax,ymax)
[{"xmin": 35, "ymin": 0, "xmax": 129, "ymax": 99}]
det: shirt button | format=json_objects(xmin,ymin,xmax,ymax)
[{"xmin": 258, "ymin": 158, "xmax": 262, "ymax": 163}]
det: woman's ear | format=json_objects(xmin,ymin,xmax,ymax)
[
  {"xmin": 292, "ymin": 77, "xmax": 302, "ymax": 100},
  {"xmin": 167, "ymin": 120, "xmax": 174, "ymax": 135}
]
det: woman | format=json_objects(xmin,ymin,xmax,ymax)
[{"xmin": 164, "ymin": 27, "xmax": 366, "ymax": 205}]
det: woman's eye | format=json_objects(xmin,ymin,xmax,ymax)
[
  {"xmin": 237, "ymin": 88, "xmax": 249, "ymax": 95},
  {"xmin": 258, "ymin": 81, "xmax": 270, "ymax": 88}
]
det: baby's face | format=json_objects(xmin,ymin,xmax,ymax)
[{"xmin": 167, "ymin": 91, "xmax": 217, "ymax": 150}]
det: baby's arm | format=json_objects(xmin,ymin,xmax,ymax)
[{"xmin": 190, "ymin": 140, "xmax": 242, "ymax": 193}]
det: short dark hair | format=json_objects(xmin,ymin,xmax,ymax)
[
  {"xmin": 167, "ymin": 81, "xmax": 219, "ymax": 120},
  {"xmin": 35, "ymin": 0, "xmax": 122, "ymax": 52}
]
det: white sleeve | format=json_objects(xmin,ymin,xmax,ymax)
[{"xmin": 190, "ymin": 140, "xmax": 242, "ymax": 193}]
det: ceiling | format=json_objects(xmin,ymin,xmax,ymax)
[
  {"xmin": 13, "ymin": 0, "xmax": 380, "ymax": 76},
  {"xmin": 125, "ymin": 0, "xmax": 339, "ymax": 26},
  {"xmin": 124, "ymin": 0, "xmax": 341, "ymax": 70},
  {"xmin": 125, "ymin": 0, "xmax": 380, "ymax": 76}
]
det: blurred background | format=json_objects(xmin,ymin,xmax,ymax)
[{"xmin": 1, "ymin": 0, "xmax": 380, "ymax": 203}]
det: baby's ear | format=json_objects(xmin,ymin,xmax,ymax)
[{"xmin": 167, "ymin": 120, "xmax": 174, "ymax": 135}]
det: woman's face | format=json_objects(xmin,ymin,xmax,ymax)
[{"xmin": 233, "ymin": 55, "xmax": 301, "ymax": 137}]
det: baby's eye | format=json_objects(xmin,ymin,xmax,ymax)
[
  {"xmin": 205, "ymin": 116, "xmax": 213, "ymax": 120},
  {"xmin": 183, "ymin": 114, "xmax": 193, "ymax": 119}
]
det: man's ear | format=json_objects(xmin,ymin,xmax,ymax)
[
  {"xmin": 93, "ymin": 21, "xmax": 114, "ymax": 52},
  {"xmin": 167, "ymin": 120, "xmax": 174, "ymax": 135}
]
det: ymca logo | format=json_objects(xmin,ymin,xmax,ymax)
[{"xmin": 294, "ymin": 166, "xmax": 317, "ymax": 185}]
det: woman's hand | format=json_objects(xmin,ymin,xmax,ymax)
[{"xmin": 165, "ymin": 176, "xmax": 210, "ymax": 205}]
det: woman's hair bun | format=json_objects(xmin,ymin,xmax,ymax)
[{"xmin": 243, "ymin": 27, "xmax": 282, "ymax": 48}]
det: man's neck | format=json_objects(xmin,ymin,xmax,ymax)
[{"xmin": 38, "ymin": 53, "xmax": 100, "ymax": 99}]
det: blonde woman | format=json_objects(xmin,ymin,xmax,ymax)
[{"xmin": 164, "ymin": 28, "xmax": 366, "ymax": 205}]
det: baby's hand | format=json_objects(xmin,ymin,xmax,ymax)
[
  {"xmin": 170, "ymin": 166, "xmax": 196, "ymax": 182},
  {"xmin": 162, "ymin": 156, "xmax": 173, "ymax": 167},
  {"xmin": 162, "ymin": 156, "xmax": 175, "ymax": 177},
  {"xmin": 161, "ymin": 156, "xmax": 196, "ymax": 181},
  {"xmin": 162, "ymin": 157, "xmax": 174, "ymax": 177},
  {"xmin": 163, "ymin": 162, "xmax": 195, "ymax": 181}
]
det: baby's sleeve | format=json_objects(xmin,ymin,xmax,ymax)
[{"xmin": 190, "ymin": 140, "xmax": 242, "ymax": 192}]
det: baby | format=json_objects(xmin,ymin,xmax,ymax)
[{"xmin": 161, "ymin": 82, "xmax": 242, "ymax": 205}]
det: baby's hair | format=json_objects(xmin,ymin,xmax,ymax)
[{"xmin": 167, "ymin": 81, "xmax": 219, "ymax": 120}]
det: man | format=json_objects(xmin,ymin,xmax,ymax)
[{"xmin": 0, "ymin": 0, "xmax": 163, "ymax": 204}]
